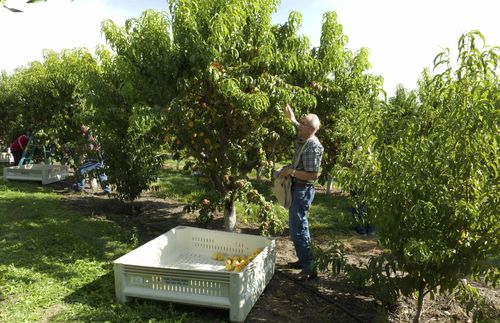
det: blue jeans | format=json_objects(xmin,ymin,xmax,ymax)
[
  {"xmin": 76, "ymin": 160, "xmax": 111, "ymax": 193},
  {"xmin": 289, "ymin": 183, "xmax": 315, "ymax": 273}
]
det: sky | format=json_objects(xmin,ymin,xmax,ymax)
[{"xmin": 1, "ymin": 0, "xmax": 499, "ymax": 96}]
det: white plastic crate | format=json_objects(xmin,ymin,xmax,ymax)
[
  {"xmin": 114, "ymin": 225, "xmax": 276, "ymax": 322},
  {"xmin": 3, "ymin": 164, "xmax": 69, "ymax": 185},
  {"xmin": 0, "ymin": 152, "xmax": 13, "ymax": 164}
]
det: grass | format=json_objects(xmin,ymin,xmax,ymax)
[
  {"xmin": 0, "ymin": 178, "xmax": 190, "ymax": 322},
  {"xmin": 0, "ymin": 162, "xmax": 354, "ymax": 322}
]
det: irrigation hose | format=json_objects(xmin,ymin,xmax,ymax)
[{"xmin": 276, "ymin": 268, "xmax": 366, "ymax": 323}]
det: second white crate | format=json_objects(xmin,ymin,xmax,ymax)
[
  {"xmin": 0, "ymin": 152, "xmax": 13, "ymax": 164},
  {"xmin": 3, "ymin": 164, "xmax": 69, "ymax": 184}
]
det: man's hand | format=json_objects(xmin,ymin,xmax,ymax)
[
  {"xmin": 283, "ymin": 104, "xmax": 297, "ymax": 124},
  {"xmin": 278, "ymin": 166, "xmax": 293, "ymax": 178}
]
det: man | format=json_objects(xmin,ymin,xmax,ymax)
[
  {"xmin": 279, "ymin": 104, "xmax": 324, "ymax": 280},
  {"xmin": 9, "ymin": 131, "xmax": 30, "ymax": 165},
  {"xmin": 73, "ymin": 125, "xmax": 111, "ymax": 195}
]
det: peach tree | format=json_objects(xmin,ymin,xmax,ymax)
[
  {"xmin": 83, "ymin": 10, "xmax": 177, "ymax": 212},
  {"xmin": 308, "ymin": 12, "xmax": 383, "ymax": 193},
  {"xmin": 165, "ymin": 0, "xmax": 334, "ymax": 233},
  {"xmin": 334, "ymin": 31, "xmax": 499, "ymax": 322},
  {"xmin": 0, "ymin": 49, "xmax": 98, "ymax": 162}
]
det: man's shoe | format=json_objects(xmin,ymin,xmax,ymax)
[
  {"xmin": 297, "ymin": 270, "xmax": 317, "ymax": 281},
  {"xmin": 287, "ymin": 260, "xmax": 302, "ymax": 269},
  {"xmin": 352, "ymin": 225, "xmax": 367, "ymax": 235}
]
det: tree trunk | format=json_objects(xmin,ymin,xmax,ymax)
[
  {"xmin": 272, "ymin": 161, "xmax": 276, "ymax": 173},
  {"xmin": 224, "ymin": 198, "xmax": 236, "ymax": 232},
  {"xmin": 176, "ymin": 159, "xmax": 180, "ymax": 171},
  {"xmin": 131, "ymin": 199, "xmax": 135, "ymax": 217},
  {"xmin": 256, "ymin": 167, "xmax": 261, "ymax": 182},
  {"xmin": 326, "ymin": 175, "xmax": 333, "ymax": 194},
  {"xmin": 413, "ymin": 281, "xmax": 426, "ymax": 323}
]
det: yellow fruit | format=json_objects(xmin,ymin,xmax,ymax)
[
  {"xmin": 252, "ymin": 248, "xmax": 262, "ymax": 257},
  {"xmin": 212, "ymin": 252, "xmax": 227, "ymax": 261}
]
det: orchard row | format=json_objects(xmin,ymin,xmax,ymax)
[{"xmin": 0, "ymin": 2, "xmax": 497, "ymax": 321}]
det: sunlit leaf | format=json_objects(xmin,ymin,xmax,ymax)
[{"xmin": 3, "ymin": 5, "xmax": 23, "ymax": 12}]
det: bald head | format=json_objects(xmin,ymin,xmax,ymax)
[
  {"xmin": 305, "ymin": 114, "xmax": 320, "ymax": 132},
  {"xmin": 298, "ymin": 113, "xmax": 321, "ymax": 139}
]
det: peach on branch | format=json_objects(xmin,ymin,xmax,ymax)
[{"xmin": 235, "ymin": 180, "xmax": 246, "ymax": 189}]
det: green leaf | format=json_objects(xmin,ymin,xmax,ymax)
[{"xmin": 3, "ymin": 5, "xmax": 23, "ymax": 12}]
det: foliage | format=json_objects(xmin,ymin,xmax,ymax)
[
  {"xmin": 164, "ymin": 0, "xmax": 381, "ymax": 233},
  {"xmin": 334, "ymin": 31, "xmax": 500, "ymax": 322},
  {"xmin": 0, "ymin": 71, "xmax": 18, "ymax": 147},
  {"xmin": 0, "ymin": 49, "xmax": 98, "ymax": 163},
  {"xmin": 454, "ymin": 278, "xmax": 500, "ymax": 322},
  {"xmin": 310, "ymin": 12, "xmax": 383, "ymax": 186},
  {"xmin": 165, "ymin": 0, "xmax": 317, "ymax": 232},
  {"xmin": 85, "ymin": 10, "xmax": 176, "ymax": 206},
  {"xmin": 1, "ymin": 1, "xmax": 380, "ymax": 234},
  {"xmin": 154, "ymin": 164, "xmax": 346, "ymax": 235},
  {"xmin": 1, "ymin": 0, "xmax": 55, "ymax": 13}
]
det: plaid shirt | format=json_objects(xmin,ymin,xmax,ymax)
[
  {"xmin": 291, "ymin": 129, "xmax": 324, "ymax": 184},
  {"xmin": 81, "ymin": 130, "xmax": 103, "ymax": 162}
]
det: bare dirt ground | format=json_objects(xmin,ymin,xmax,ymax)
[{"xmin": 51, "ymin": 179, "xmax": 499, "ymax": 323}]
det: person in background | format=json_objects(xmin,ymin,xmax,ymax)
[
  {"xmin": 72, "ymin": 125, "xmax": 111, "ymax": 195},
  {"xmin": 350, "ymin": 189, "xmax": 375, "ymax": 235},
  {"xmin": 9, "ymin": 131, "xmax": 30, "ymax": 165},
  {"xmin": 350, "ymin": 146, "xmax": 375, "ymax": 236},
  {"xmin": 279, "ymin": 104, "xmax": 324, "ymax": 281}
]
